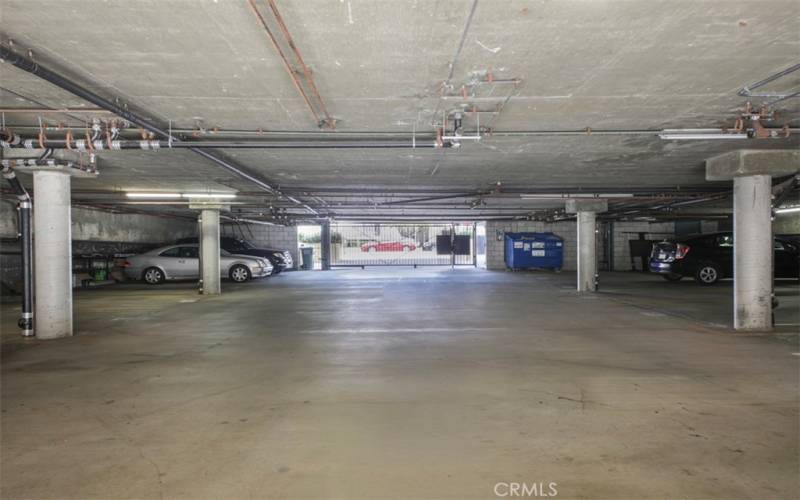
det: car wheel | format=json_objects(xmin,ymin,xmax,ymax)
[
  {"xmin": 694, "ymin": 262, "xmax": 720, "ymax": 285},
  {"xmin": 142, "ymin": 267, "xmax": 165, "ymax": 285},
  {"xmin": 662, "ymin": 273, "xmax": 683, "ymax": 282},
  {"xmin": 368, "ymin": 247, "xmax": 377, "ymax": 253},
  {"xmin": 229, "ymin": 264, "xmax": 251, "ymax": 283}
]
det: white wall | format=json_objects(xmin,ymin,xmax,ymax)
[{"xmin": 223, "ymin": 223, "xmax": 299, "ymax": 269}]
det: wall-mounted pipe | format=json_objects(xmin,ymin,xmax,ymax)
[
  {"xmin": 0, "ymin": 45, "xmax": 320, "ymax": 214},
  {"xmin": 0, "ymin": 135, "xmax": 449, "ymax": 150},
  {"xmin": 1, "ymin": 164, "xmax": 33, "ymax": 337}
]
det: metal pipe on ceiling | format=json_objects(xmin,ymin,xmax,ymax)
[
  {"xmin": 0, "ymin": 45, "xmax": 320, "ymax": 214},
  {"xmin": 0, "ymin": 135, "xmax": 448, "ymax": 150},
  {"xmin": 245, "ymin": 0, "xmax": 333, "ymax": 129},
  {"xmin": 738, "ymin": 63, "xmax": 800, "ymax": 99}
]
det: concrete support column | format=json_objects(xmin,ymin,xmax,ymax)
[
  {"xmin": 200, "ymin": 209, "xmax": 221, "ymax": 295},
  {"xmin": 733, "ymin": 175, "xmax": 773, "ymax": 331},
  {"xmin": 707, "ymin": 149, "xmax": 799, "ymax": 331},
  {"xmin": 320, "ymin": 220, "xmax": 331, "ymax": 270},
  {"xmin": 33, "ymin": 171, "xmax": 73, "ymax": 339},
  {"xmin": 566, "ymin": 199, "xmax": 608, "ymax": 293},
  {"xmin": 576, "ymin": 211, "xmax": 598, "ymax": 292}
]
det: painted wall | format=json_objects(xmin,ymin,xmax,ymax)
[{"xmin": 223, "ymin": 223, "xmax": 299, "ymax": 269}]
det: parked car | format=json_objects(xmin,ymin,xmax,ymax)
[
  {"xmin": 122, "ymin": 244, "xmax": 272, "ymax": 284},
  {"xmin": 649, "ymin": 232, "xmax": 800, "ymax": 285},
  {"xmin": 177, "ymin": 236, "xmax": 293, "ymax": 274},
  {"xmin": 360, "ymin": 241, "xmax": 417, "ymax": 252}
]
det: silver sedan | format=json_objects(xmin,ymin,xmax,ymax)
[{"xmin": 122, "ymin": 244, "xmax": 273, "ymax": 284}]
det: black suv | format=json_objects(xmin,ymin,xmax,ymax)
[
  {"xmin": 177, "ymin": 237, "xmax": 293, "ymax": 274},
  {"xmin": 649, "ymin": 232, "xmax": 800, "ymax": 285}
]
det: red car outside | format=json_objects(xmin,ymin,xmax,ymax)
[{"xmin": 361, "ymin": 242, "xmax": 417, "ymax": 252}]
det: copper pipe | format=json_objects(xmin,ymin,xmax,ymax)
[
  {"xmin": 266, "ymin": 0, "xmax": 334, "ymax": 129},
  {"xmin": 245, "ymin": 0, "xmax": 322, "ymax": 126},
  {"xmin": 0, "ymin": 107, "xmax": 110, "ymax": 113}
]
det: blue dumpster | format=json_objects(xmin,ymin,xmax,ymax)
[{"xmin": 504, "ymin": 232, "xmax": 563, "ymax": 271}]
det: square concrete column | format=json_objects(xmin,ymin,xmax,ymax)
[
  {"xmin": 33, "ymin": 171, "xmax": 73, "ymax": 339},
  {"xmin": 707, "ymin": 149, "xmax": 800, "ymax": 331},
  {"xmin": 732, "ymin": 175, "xmax": 773, "ymax": 330},
  {"xmin": 566, "ymin": 199, "xmax": 608, "ymax": 292},
  {"xmin": 200, "ymin": 209, "xmax": 221, "ymax": 294},
  {"xmin": 190, "ymin": 201, "xmax": 230, "ymax": 295}
]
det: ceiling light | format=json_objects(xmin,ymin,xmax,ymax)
[
  {"xmin": 520, "ymin": 193, "xmax": 634, "ymax": 199},
  {"xmin": 775, "ymin": 206, "xmax": 800, "ymax": 214},
  {"xmin": 125, "ymin": 192, "xmax": 181, "ymax": 199},
  {"xmin": 659, "ymin": 131, "xmax": 747, "ymax": 140},
  {"xmin": 181, "ymin": 193, "xmax": 237, "ymax": 199}
]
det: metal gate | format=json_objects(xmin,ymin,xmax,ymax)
[{"xmin": 330, "ymin": 223, "xmax": 476, "ymax": 267}]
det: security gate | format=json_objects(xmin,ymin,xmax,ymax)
[{"xmin": 330, "ymin": 223, "xmax": 476, "ymax": 267}]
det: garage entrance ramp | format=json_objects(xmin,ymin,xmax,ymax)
[{"xmin": 331, "ymin": 223, "xmax": 476, "ymax": 267}]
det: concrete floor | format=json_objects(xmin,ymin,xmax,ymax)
[{"xmin": 1, "ymin": 269, "xmax": 798, "ymax": 499}]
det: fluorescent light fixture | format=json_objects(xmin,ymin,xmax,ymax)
[
  {"xmin": 775, "ymin": 206, "xmax": 800, "ymax": 214},
  {"xmin": 181, "ymin": 193, "xmax": 237, "ymax": 199},
  {"xmin": 520, "ymin": 193, "xmax": 634, "ymax": 199},
  {"xmin": 125, "ymin": 192, "xmax": 181, "ymax": 199},
  {"xmin": 659, "ymin": 130, "xmax": 747, "ymax": 140}
]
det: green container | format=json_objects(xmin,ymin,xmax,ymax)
[{"xmin": 93, "ymin": 269, "xmax": 108, "ymax": 281}]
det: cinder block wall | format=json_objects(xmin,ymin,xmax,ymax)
[
  {"xmin": 485, "ymin": 220, "xmax": 678, "ymax": 272},
  {"xmin": 611, "ymin": 221, "xmax": 675, "ymax": 271},
  {"xmin": 224, "ymin": 223, "xmax": 299, "ymax": 269},
  {"xmin": 485, "ymin": 220, "xmax": 578, "ymax": 270}
]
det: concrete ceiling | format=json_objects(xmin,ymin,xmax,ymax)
[{"xmin": 1, "ymin": 0, "xmax": 798, "ymax": 220}]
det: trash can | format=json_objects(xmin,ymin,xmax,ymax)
[
  {"xmin": 504, "ymin": 232, "xmax": 563, "ymax": 271},
  {"xmin": 301, "ymin": 247, "xmax": 314, "ymax": 270}
]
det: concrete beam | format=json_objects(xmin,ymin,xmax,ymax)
[
  {"xmin": 706, "ymin": 149, "xmax": 800, "ymax": 181},
  {"xmin": 565, "ymin": 199, "xmax": 608, "ymax": 214}
]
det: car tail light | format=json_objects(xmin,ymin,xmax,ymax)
[
  {"xmin": 120, "ymin": 260, "xmax": 131, "ymax": 268},
  {"xmin": 675, "ymin": 243, "xmax": 691, "ymax": 260}
]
